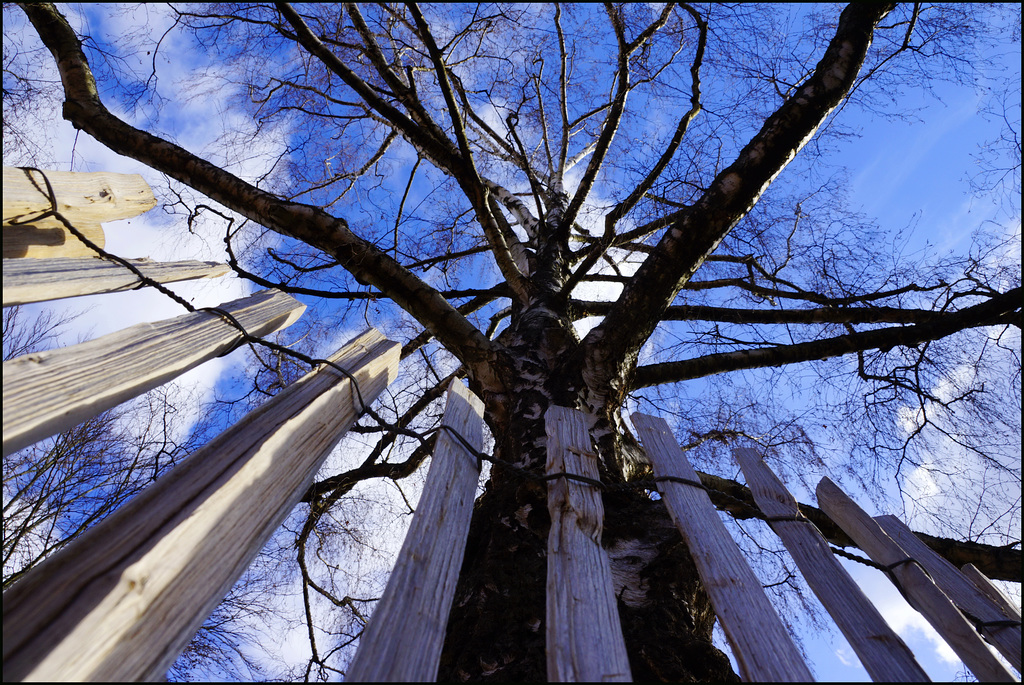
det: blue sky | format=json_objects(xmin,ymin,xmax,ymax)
[
  {"xmin": 848, "ymin": 84, "xmax": 1015, "ymax": 257},
  {"xmin": 3, "ymin": 3, "xmax": 1020, "ymax": 681}
]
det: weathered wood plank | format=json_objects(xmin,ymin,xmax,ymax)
[
  {"xmin": 2, "ymin": 329, "xmax": 400, "ymax": 682},
  {"xmin": 546, "ymin": 406, "xmax": 632, "ymax": 682},
  {"xmin": 733, "ymin": 447, "xmax": 929, "ymax": 682},
  {"xmin": 3, "ymin": 167, "xmax": 156, "ymax": 226},
  {"xmin": 3, "ymin": 257, "xmax": 230, "ymax": 306},
  {"xmin": 961, "ymin": 564, "xmax": 1022, "ymax": 624},
  {"xmin": 632, "ymin": 414, "xmax": 812, "ymax": 682},
  {"xmin": 3, "ymin": 220, "xmax": 106, "ymax": 259},
  {"xmin": 2, "ymin": 166, "xmax": 153, "ymax": 259},
  {"xmin": 816, "ymin": 478, "xmax": 1016, "ymax": 682},
  {"xmin": 346, "ymin": 380, "xmax": 484, "ymax": 682},
  {"xmin": 876, "ymin": 515, "xmax": 1021, "ymax": 671},
  {"xmin": 2, "ymin": 289, "xmax": 304, "ymax": 457}
]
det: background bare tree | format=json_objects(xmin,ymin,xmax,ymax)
[{"xmin": 7, "ymin": 2, "xmax": 1020, "ymax": 680}]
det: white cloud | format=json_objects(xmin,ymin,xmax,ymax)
[
  {"xmin": 903, "ymin": 464, "xmax": 941, "ymax": 502},
  {"xmin": 877, "ymin": 595, "xmax": 960, "ymax": 666},
  {"xmin": 834, "ymin": 646, "xmax": 858, "ymax": 667}
]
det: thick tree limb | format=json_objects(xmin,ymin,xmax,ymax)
[
  {"xmin": 571, "ymin": 300, "xmax": 951, "ymax": 325},
  {"xmin": 551, "ymin": 5, "xmax": 571, "ymax": 191},
  {"xmin": 578, "ymin": 273, "xmax": 957, "ymax": 307},
  {"xmin": 401, "ymin": 293, "xmax": 504, "ymax": 360},
  {"xmin": 581, "ymin": 4, "xmax": 895, "ymax": 392},
  {"xmin": 633, "ymin": 287, "xmax": 1021, "ymax": 387},
  {"xmin": 22, "ymin": 2, "xmax": 510, "ymax": 391}
]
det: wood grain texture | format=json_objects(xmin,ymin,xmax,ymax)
[
  {"xmin": 2, "ymin": 220, "xmax": 106, "ymax": 259},
  {"xmin": 816, "ymin": 477, "xmax": 1016, "ymax": 682},
  {"xmin": 546, "ymin": 406, "xmax": 632, "ymax": 682},
  {"xmin": 876, "ymin": 514, "xmax": 1021, "ymax": 671},
  {"xmin": 2, "ymin": 289, "xmax": 304, "ymax": 457},
  {"xmin": 961, "ymin": 564, "xmax": 1022, "ymax": 624},
  {"xmin": 346, "ymin": 380, "xmax": 484, "ymax": 682},
  {"xmin": 732, "ymin": 447, "xmax": 928, "ymax": 682},
  {"xmin": 3, "ymin": 167, "xmax": 156, "ymax": 225},
  {"xmin": 2, "ymin": 328, "xmax": 400, "ymax": 682},
  {"xmin": 632, "ymin": 414, "xmax": 812, "ymax": 682},
  {"xmin": 2, "ymin": 257, "xmax": 230, "ymax": 306}
]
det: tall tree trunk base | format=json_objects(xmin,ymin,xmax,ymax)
[
  {"xmin": 603, "ymin": 490, "xmax": 740, "ymax": 683},
  {"xmin": 439, "ymin": 478, "xmax": 549, "ymax": 681},
  {"xmin": 438, "ymin": 481, "xmax": 739, "ymax": 682}
]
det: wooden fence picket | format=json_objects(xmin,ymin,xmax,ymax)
[
  {"xmin": 2, "ymin": 289, "xmax": 304, "ymax": 457},
  {"xmin": 3, "ymin": 167, "xmax": 156, "ymax": 225},
  {"xmin": 2, "ymin": 328, "xmax": 400, "ymax": 682},
  {"xmin": 632, "ymin": 414, "xmax": 812, "ymax": 682},
  {"xmin": 2, "ymin": 221, "xmax": 106, "ymax": 259},
  {"xmin": 346, "ymin": 380, "xmax": 485, "ymax": 682},
  {"xmin": 546, "ymin": 406, "xmax": 632, "ymax": 682},
  {"xmin": 3, "ymin": 167, "xmax": 156, "ymax": 260},
  {"xmin": 816, "ymin": 478, "xmax": 1016, "ymax": 682},
  {"xmin": 2, "ymin": 257, "xmax": 230, "ymax": 306},
  {"xmin": 732, "ymin": 447, "xmax": 929, "ymax": 682},
  {"xmin": 960, "ymin": 564, "xmax": 1023, "ymax": 624},
  {"xmin": 875, "ymin": 515, "xmax": 1022, "ymax": 671}
]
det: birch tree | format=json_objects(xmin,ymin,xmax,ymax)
[{"xmin": 11, "ymin": 3, "xmax": 1020, "ymax": 680}]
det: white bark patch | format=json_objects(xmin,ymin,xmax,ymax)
[
  {"xmin": 484, "ymin": 179, "xmax": 540, "ymax": 237},
  {"xmin": 521, "ymin": 403, "xmax": 543, "ymax": 420},
  {"xmin": 605, "ymin": 537, "xmax": 659, "ymax": 608},
  {"xmin": 823, "ymin": 40, "xmax": 857, "ymax": 91},
  {"xmin": 515, "ymin": 504, "xmax": 533, "ymax": 528},
  {"xmin": 717, "ymin": 171, "xmax": 742, "ymax": 199}
]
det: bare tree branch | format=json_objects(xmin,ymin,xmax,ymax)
[
  {"xmin": 581, "ymin": 4, "xmax": 896, "ymax": 392},
  {"xmin": 634, "ymin": 287, "xmax": 1020, "ymax": 387},
  {"xmin": 23, "ymin": 1, "xmax": 509, "ymax": 391}
]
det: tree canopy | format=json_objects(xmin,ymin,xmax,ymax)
[{"xmin": 5, "ymin": 2, "xmax": 1020, "ymax": 680}]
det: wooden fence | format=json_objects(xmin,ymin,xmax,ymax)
[
  {"xmin": 343, "ymin": 406, "xmax": 1019, "ymax": 683},
  {"xmin": 3, "ymin": 168, "xmax": 1020, "ymax": 681},
  {"xmin": 2, "ymin": 169, "xmax": 402, "ymax": 680}
]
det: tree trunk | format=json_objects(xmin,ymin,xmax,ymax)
[
  {"xmin": 438, "ymin": 421, "xmax": 738, "ymax": 682},
  {"xmin": 439, "ymin": 313, "xmax": 737, "ymax": 681}
]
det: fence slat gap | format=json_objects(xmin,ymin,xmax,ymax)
[
  {"xmin": 732, "ymin": 447, "xmax": 929, "ymax": 682},
  {"xmin": 2, "ymin": 257, "xmax": 231, "ymax": 306},
  {"xmin": 346, "ymin": 380, "xmax": 485, "ymax": 682},
  {"xmin": 2, "ymin": 328, "xmax": 400, "ymax": 682},
  {"xmin": 631, "ymin": 414, "xmax": 812, "ymax": 682},
  {"xmin": 816, "ymin": 478, "xmax": 1017, "ymax": 682},
  {"xmin": 2, "ymin": 289, "xmax": 304, "ymax": 457},
  {"xmin": 546, "ymin": 406, "xmax": 632, "ymax": 683}
]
